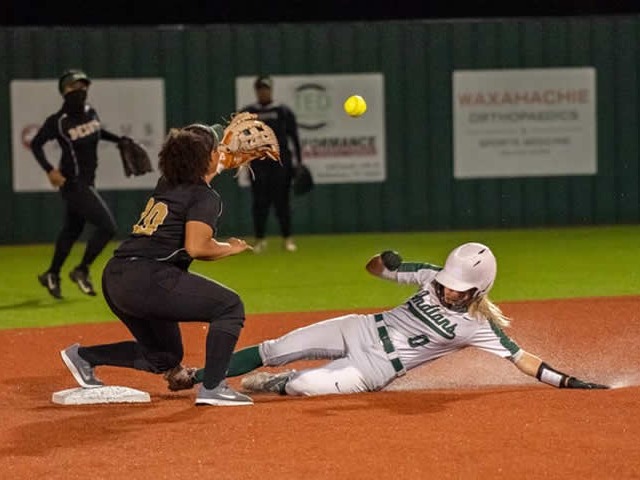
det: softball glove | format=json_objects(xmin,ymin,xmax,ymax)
[
  {"xmin": 117, "ymin": 136, "xmax": 153, "ymax": 177},
  {"xmin": 216, "ymin": 112, "xmax": 280, "ymax": 174},
  {"xmin": 163, "ymin": 364, "xmax": 198, "ymax": 391}
]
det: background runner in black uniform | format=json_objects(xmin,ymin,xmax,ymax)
[
  {"xmin": 240, "ymin": 75, "xmax": 303, "ymax": 253},
  {"xmin": 59, "ymin": 123, "xmax": 255, "ymax": 406},
  {"xmin": 31, "ymin": 69, "xmax": 125, "ymax": 299}
]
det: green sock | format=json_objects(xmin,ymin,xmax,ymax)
[{"xmin": 193, "ymin": 345, "xmax": 262, "ymax": 384}]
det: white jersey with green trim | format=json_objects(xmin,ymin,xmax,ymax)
[{"xmin": 379, "ymin": 262, "xmax": 521, "ymax": 371}]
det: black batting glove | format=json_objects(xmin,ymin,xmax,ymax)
[
  {"xmin": 380, "ymin": 250, "xmax": 402, "ymax": 271},
  {"xmin": 565, "ymin": 377, "xmax": 610, "ymax": 389}
]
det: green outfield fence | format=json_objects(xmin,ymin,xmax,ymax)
[{"xmin": 1, "ymin": 16, "xmax": 639, "ymax": 244}]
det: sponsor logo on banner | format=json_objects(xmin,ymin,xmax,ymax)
[
  {"xmin": 11, "ymin": 79, "xmax": 165, "ymax": 192},
  {"xmin": 235, "ymin": 73, "xmax": 386, "ymax": 185},
  {"xmin": 453, "ymin": 67, "xmax": 596, "ymax": 178},
  {"xmin": 295, "ymin": 83, "xmax": 330, "ymax": 130}
]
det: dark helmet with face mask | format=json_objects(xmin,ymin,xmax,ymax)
[{"xmin": 58, "ymin": 69, "xmax": 91, "ymax": 95}]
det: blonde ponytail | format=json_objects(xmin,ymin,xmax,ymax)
[{"xmin": 468, "ymin": 296, "xmax": 511, "ymax": 328}]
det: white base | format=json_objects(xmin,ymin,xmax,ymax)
[{"xmin": 52, "ymin": 386, "xmax": 151, "ymax": 405}]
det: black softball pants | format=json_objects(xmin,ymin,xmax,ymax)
[
  {"xmin": 250, "ymin": 159, "xmax": 293, "ymax": 239},
  {"xmin": 49, "ymin": 182, "xmax": 117, "ymax": 274},
  {"xmin": 78, "ymin": 257, "xmax": 245, "ymax": 389}
]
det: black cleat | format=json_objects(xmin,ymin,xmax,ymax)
[
  {"xmin": 69, "ymin": 267, "xmax": 96, "ymax": 296},
  {"xmin": 38, "ymin": 272, "xmax": 62, "ymax": 299}
]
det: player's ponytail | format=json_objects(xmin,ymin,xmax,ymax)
[{"xmin": 468, "ymin": 296, "xmax": 511, "ymax": 328}]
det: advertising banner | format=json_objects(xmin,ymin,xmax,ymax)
[
  {"xmin": 453, "ymin": 67, "xmax": 596, "ymax": 178},
  {"xmin": 235, "ymin": 73, "xmax": 385, "ymax": 186}
]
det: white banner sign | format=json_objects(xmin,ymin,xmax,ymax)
[
  {"xmin": 235, "ymin": 73, "xmax": 385, "ymax": 185},
  {"xmin": 453, "ymin": 67, "xmax": 597, "ymax": 178},
  {"xmin": 11, "ymin": 79, "xmax": 165, "ymax": 192}
]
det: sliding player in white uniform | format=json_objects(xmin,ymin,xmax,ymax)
[{"xmin": 186, "ymin": 242, "xmax": 608, "ymax": 396}]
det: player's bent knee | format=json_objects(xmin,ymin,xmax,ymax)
[
  {"xmin": 213, "ymin": 295, "xmax": 246, "ymax": 336},
  {"xmin": 213, "ymin": 315, "xmax": 245, "ymax": 337}
]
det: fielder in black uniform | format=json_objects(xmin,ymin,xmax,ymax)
[
  {"xmin": 241, "ymin": 75, "xmax": 303, "ymax": 253},
  {"xmin": 59, "ymin": 123, "xmax": 255, "ymax": 406},
  {"xmin": 31, "ymin": 69, "xmax": 125, "ymax": 299}
]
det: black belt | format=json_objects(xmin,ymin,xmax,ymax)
[{"xmin": 374, "ymin": 314, "xmax": 405, "ymax": 376}]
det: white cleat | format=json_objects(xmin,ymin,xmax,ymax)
[
  {"xmin": 283, "ymin": 238, "xmax": 297, "ymax": 252},
  {"xmin": 253, "ymin": 239, "xmax": 267, "ymax": 254}
]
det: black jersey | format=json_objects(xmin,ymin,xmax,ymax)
[
  {"xmin": 30, "ymin": 104, "xmax": 121, "ymax": 185},
  {"xmin": 114, "ymin": 177, "xmax": 222, "ymax": 270},
  {"xmin": 240, "ymin": 102, "xmax": 301, "ymax": 168}
]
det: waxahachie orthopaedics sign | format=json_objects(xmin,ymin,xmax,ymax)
[{"xmin": 453, "ymin": 67, "xmax": 597, "ymax": 179}]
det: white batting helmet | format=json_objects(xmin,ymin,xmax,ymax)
[{"xmin": 434, "ymin": 242, "xmax": 497, "ymax": 297}]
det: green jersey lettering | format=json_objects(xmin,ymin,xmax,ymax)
[{"xmin": 407, "ymin": 293, "xmax": 458, "ymax": 339}]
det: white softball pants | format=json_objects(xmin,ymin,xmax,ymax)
[{"xmin": 258, "ymin": 314, "xmax": 400, "ymax": 396}]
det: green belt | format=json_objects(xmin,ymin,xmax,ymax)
[{"xmin": 374, "ymin": 314, "xmax": 405, "ymax": 376}]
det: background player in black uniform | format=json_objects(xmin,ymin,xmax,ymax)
[
  {"xmin": 241, "ymin": 75, "xmax": 303, "ymax": 253},
  {"xmin": 31, "ymin": 69, "xmax": 126, "ymax": 299},
  {"xmin": 59, "ymin": 123, "xmax": 255, "ymax": 406}
]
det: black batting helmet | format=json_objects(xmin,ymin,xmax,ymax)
[{"xmin": 58, "ymin": 69, "xmax": 91, "ymax": 94}]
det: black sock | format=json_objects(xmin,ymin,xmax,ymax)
[
  {"xmin": 202, "ymin": 330, "xmax": 240, "ymax": 389},
  {"xmin": 79, "ymin": 342, "xmax": 139, "ymax": 369}
]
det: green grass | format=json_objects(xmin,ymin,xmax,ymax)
[{"xmin": 0, "ymin": 225, "xmax": 638, "ymax": 329}]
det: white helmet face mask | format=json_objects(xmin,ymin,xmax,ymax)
[{"xmin": 434, "ymin": 242, "xmax": 497, "ymax": 310}]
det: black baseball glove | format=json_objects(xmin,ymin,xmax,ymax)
[
  {"xmin": 293, "ymin": 164, "xmax": 314, "ymax": 196},
  {"xmin": 118, "ymin": 137, "xmax": 153, "ymax": 177}
]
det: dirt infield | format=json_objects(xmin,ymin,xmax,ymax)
[{"xmin": 1, "ymin": 296, "xmax": 639, "ymax": 479}]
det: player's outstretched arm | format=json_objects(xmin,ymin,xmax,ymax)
[
  {"xmin": 101, "ymin": 128, "xmax": 122, "ymax": 143},
  {"xmin": 514, "ymin": 350, "xmax": 609, "ymax": 389},
  {"xmin": 185, "ymin": 221, "xmax": 252, "ymax": 260}
]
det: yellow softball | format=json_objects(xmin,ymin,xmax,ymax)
[{"xmin": 343, "ymin": 95, "xmax": 367, "ymax": 117}]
